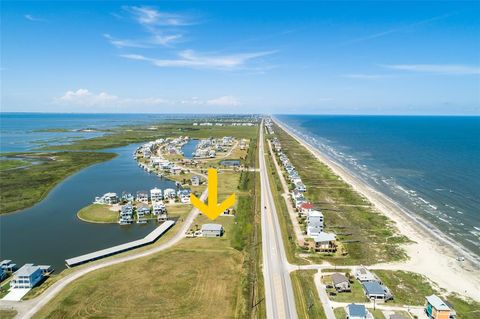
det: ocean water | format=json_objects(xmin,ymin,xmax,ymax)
[{"xmin": 276, "ymin": 115, "xmax": 480, "ymax": 260}]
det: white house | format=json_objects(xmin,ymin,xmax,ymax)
[
  {"xmin": 312, "ymin": 232, "xmax": 336, "ymax": 252},
  {"xmin": 354, "ymin": 266, "xmax": 377, "ymax": 282},
  {"xmin": 150, "ymin": 188, "xmax": 162, "ymax": 202},
  {"xmin": 136, "ymin": 191, "xmax": 149, "ymax": 203},
  {"xmin": 191, "ymin": 175, "xmax": 201, "ymax": 186},
  {"xmin": 201, "ymin": 224, "xmax": 224, "ymax": 237},
  {"xmin": 119, "ymin": 204, "xmax": 134, "ymax": 224},
  {"xmin": 152, "ymin": 202, "xmax": 166, "ymax": 216},
  {"xmin": 10, "ymin": 264, "xmax": 44, "ymax": 289},
  {"xmin": 163, "ymin": 188, "xmax": 176, "ymax": 199},
  {"xmin": 307, "ymin": 210, "xmax": 324, "ymax": 224},
  {"xmin": 95, "ymin": 192, "xmax": 118, "ymax": 205}
]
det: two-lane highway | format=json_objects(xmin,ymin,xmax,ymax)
[{"xmin": 259, "ymin": 121, "xmax": 298, "ymax": 319}]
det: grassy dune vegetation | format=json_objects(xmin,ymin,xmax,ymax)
[
  {"xmin": 0, "ymin": 159, "xmax": 30, "ymax": 170},
  {"xmin": 77, "ymin": 204, "xmax": 118, "ymax": 223},
  {"xmin": 290, "ymin": 270, "xmax": 326, "ymax": 319},
  {"xmin": 0, "ymin": 152, "xmax": 116, "ymax": 214},
  {"xmin": 273, "ymin": 124, "xmax": 409, "ymax": 265}
]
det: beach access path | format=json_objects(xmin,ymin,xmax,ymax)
[{"xmin": 274, "ymin": 118, "xmax": 480, "ymax": 301}]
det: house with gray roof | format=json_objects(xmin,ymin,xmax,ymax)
[
  {"xmin": 346, "ymin": 303, "xmax": 372, "ymax": 319},
  {"xmin": 201, "ymin": 224, "xmax": 224, "ymax": 237},
  {"xmin": 362, "ymin": 281, "xmax": 393, "ymax": 301},
  {"xmin": 11, "ymin": 264, "xmax": 45, "ymax": 289},
  {"xmin": 332, "ymin": 273, "xmax": 351, "ymax": 292}
]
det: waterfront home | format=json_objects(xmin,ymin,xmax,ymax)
[
  {"xmin": 311, "ymin": 232, "xmax": 336, "ymax": 252},
  {"xmin": 295, "ymin": 181, "xmax": 307, "ymax": 192},
  {"xmin": 208, "ymin": 150, "xmax": 216, "ymax": 158},
  {"xmin": 136, "ymin": 191, "xmax": 149, "ymax": 203},
  {"xmin": 164, "ymin": 188, "xmax": 176, "ymax": 199},
  {"xmin": 152, "ymin": 201, "xmax": 166, "ymax": 215},
  {"xmin": 425, "ymin": 295, "xmax": 456, "ymax": 319},
  {"xmin": 150, "ymin": 188, "xmax": 163, "ymax": 202},
  {"xmin": 362, "ymin": 281, "xmax": 393, "ymax": 301},
  {"xmin": 354, "ymin": 266, "xmax": 377, "ymax": 282},
  {"xmin": 119, "ymin": 204, "xmax": 133, "ymax": 224},
  {"xmin": 332, "ymin": 273, "xmax": 351, "ymax": 292},
  {"xmin": 0, "ymin": 268, "xmax": 7, "ymax": 281},
  {"xmin": 0, "ymin": 260, "xmax": 16, "ymax": 272},
  {"xmin": 345, "ymin": 304, "xmax": 372, "ymax": 319},
  {"xmin": 10, "ymin": 264, "xmax": 47, "ymax": 289},
  {"xmin": 121, "ymin": 192, "xmax": 134, "ymax": 203},
  {"xmin": 191, "ymin": 175, "xmax": 201, "ymax": 186},
  {"xmin": 137, "ymin": 203, "xmax": 150, "ymax": 217},
  {"xmin": 95, "ymin": 192, "xmax": 119, "ymax": 205},
  {"xmin": 201, "ymin": 224, "xmax": 224, "ymax": 237}
]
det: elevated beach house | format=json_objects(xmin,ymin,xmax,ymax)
[
  {"xmin": 201, "ymin": 224, "xmax": 224, "ymax": 237},
  {"xmin": 119, "ymin": 204, "xmax": 133, "ymax": 224},
  {"xmin": 425, "ymin": 295, "xmax": 456, "ymax": 319},
  {"xmin": 362, "ymin": 281, "xmax": 393, "ymax": 302},
  {"xmin": 150, "ymin": 187, "xmax": 163, "ymax": 202},
  {"xmin": 332, "ymin": 273, "xmax": 351, "ymax": 292},
  {"xmin": 11, "ymin": 264, "xmax": 45, "ymax": 289},
  {"xmin": 355, "ymin": 266, "xmax": 377, "ymax": 282},
  {"xmin": 95, "ymin": 192, "xmax": 119, "ymax": 205},
  {"xmin": 136, "ymin": 191, "xmax": 149, "ymax": 203},
  {"xmin": 136, "ymin": 203, "xmax": 150, "ymax": 221},
  {"xmin": 191, "ymin": 175, "xmax": 201, "ymax": 186},
  {"xmin": 311, "ymin": 232, "xmax": 336, "ymax": 252}
]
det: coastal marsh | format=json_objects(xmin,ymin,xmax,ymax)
[{"xmin": 0, "ymin": 151, "xmax": 116, "ymax": 214}]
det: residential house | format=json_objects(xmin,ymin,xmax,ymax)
[
  {"xmin": 312, "ymin": 232, "xmax": 336, "ymax": 252},
  {"xmin": 0, "ymin": 260, "xmax": 16, "ymax": 272},
  {"xmin": 332, "ymin": 273, "xmax": 351, "ymax": 292},
  {"xmin": 95, "ymin": 192, "xmax": 118, "ymax": 205},
  {"xmin": 362, "ymin": 281, "xmax": 393, "ymax": 301},
  {"xmin": 170, "ymin": 166, "xmax": 183, "ymax": 175},
  {"xmin": 10, "ymin": 264, "xmax": 45, "ymax": 289},
  {"xmin": 0, "ymin": 268, "xmax": 7, "ymax": 281},
  {"xmin": 150, "ymin": 188, "xmax": 163, "ymax": 202},
  {"xmin": 136, "ymin": 203, "xmax": 150, "ymax": 220},
  {"xmin": 191, "ymin": 175, "xmax": 201, "ymax": 186},
  {"xmin": 121, "ymin": 192, "xmax": 134, "ymax": 203},
  {"xmin": 136, "ymin": 191, "xmax": 149, "ymax": 203},
  {"xmin": 119, "ymin": 203, "xmax": 134, "ymax": 224},
  {"xmin": 355, "ymin": 266, "xmax": 377, "ymax": 282},
  {"xmin": 307, "ymin": 221, "xmax": 323, "ymax": 236},
  {"xmin": 163, "ymin": 188, "xmax": 176, "ymax": 199},
  {"xmin": 201, "ymin": 224, "xmax": 224, "ymax": 237},
  {"xmin": 299, "ymin": 202, "xmax": 314, "ymax": 214},
  {"xmin": 345, "ymin": 304, "xmax": 372, "ymax": 319},
  {"xmin": 425, "ymin": 295, "xmax": 456, "ymax": 319},
  {"xmin": 152, "ymin": 201, "xmax": 166, "ymax": 215},
  {"xmin": 307, "ymin": 210, "xmax": 324, "ymax": 224}
]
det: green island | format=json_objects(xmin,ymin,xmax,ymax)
[
  {"xmin": 0, "ymin": 152, "xmax": 116, "ymax": 214},
  {"xmin": 77, "ymin": 204, "xmax": 119, "ymax": 223}
]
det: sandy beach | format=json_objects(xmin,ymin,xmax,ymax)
[{"xmin": 274, "ymin": 119, "xmax": 480, "ymax": 301}]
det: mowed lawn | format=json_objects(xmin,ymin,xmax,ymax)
[
  {"xmin": 33, "ymin": 214, "xmax": 244, "ymax": 319},
  {"xmin": 77, "ymin": 203, "xmax": 118, "ymax": 223}
]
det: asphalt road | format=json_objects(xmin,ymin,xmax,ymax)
[{"xmin": 259, "ymin": 121, "xmax": 298, "ymax": 319}]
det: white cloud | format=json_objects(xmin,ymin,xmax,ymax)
[
  {"xmin": 103, "ymin": 34, "xmax": 150, "ymax": 48},
  {"xmin": 383, "ymin": 64, "xmax": 480, "ymax": 75},
  {"xmin": 207, "ymin": 96, "xmax": 240, "ymax": 107},
  {"xmin": 121, "ymin": 50, "xmax": 275, "ymax": 70},
  {"xmin": 55, "ymin": 89, "xmax": 169, "ymax": 108},
  {"xmin": 24, "ymin": 14, "xmax": 45, "ymax": 22},
  {"xmin": 124, "ymin": 6, "xmax": 193, "ymax": 26}
]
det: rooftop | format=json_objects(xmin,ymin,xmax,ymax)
[
  {"xmin": 15, "ymin": 264, "xmax": 41, "ymax": 277},
  {"xmin": 312, "ymin": 232, "xmax": 336, "ymax": 242},
  {"xmin": 347, "ymin": 304, "xmax": 366, "ymax": 318},
  {"xmin": 362, "ymin": 281, "xmax": 385, "ymax": 295},
  {"xmin": 201, "ymin": 223, "xmax": 223, "ymax": 231},
  {"xmin": 332, "ymin": 273, "xmax": 349, "ymax": 285},
  {"xmin": 426, "ymin": 295, "xmax": 451, "ymax": 311}
]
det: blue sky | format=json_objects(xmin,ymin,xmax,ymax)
[{"xmin": 2, "ymin": 1, "xmax": 479, "ymax": 114}]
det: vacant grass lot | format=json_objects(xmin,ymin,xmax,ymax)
[
  {"xmin": 291, "ymin": 270, "xmax": 326, "ymax": 319},
  {"xmin": 77, "ymin": 203, "xmax": 118, "ymax": 223},
  {"xmin": 0, "ymin": 151, "xmax": 116, "ymax": 214},
  {"xmin": 322, "ymin": 274, "xmax": 366, "ymax": 303},
  {"xmin": 273, "ymin": 124, "xmax": 409, "ymax": 265},
  {"xmin": 0, "ymin": 309, "xmax": 17, "ymax": 319}
]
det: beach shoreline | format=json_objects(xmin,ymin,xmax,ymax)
[{"xmin": 274, "ymin": 118, "xmax": 480, "ymax": 300}]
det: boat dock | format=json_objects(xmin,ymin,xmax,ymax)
[{"xmin": 65, "ymin": 220, "xmax": 175, "ymax": 267}]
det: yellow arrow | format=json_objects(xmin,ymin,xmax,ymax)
[{"xmin": 190, "ymin": 168, "xmax": 236, "ymax": 220}]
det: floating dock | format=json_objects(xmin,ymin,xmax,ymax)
[{"xmin": 65, "ymin": 220, "xmax": 175, "ymax": 267}]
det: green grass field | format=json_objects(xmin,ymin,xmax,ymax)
[
  {"xmin": 0, "ymin": 151, "xmax": 116, "ymax": 214},
  {"xmin": 0, "ymin": 309, "xmax": 17, "ymax": 319},
  {"xmin": 32, "ymin": 125, "xmax": 262, "ymax": 319},
  {"xmin": 77, "ymin": 203, "xmax": 118, "ymax": 223},
  {"xmin": 273, "ymin": 124, "xmax": 409, "ymax": 265},
  {"xmin": 0, "ymin": 159, "xmax": 30, "ymax": 170},
  {"xmin": 291, "ymin": 270, "xmax": 326, "ymax": 319}
]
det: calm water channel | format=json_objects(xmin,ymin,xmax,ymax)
[{"xmin": 0, "ymin": 143, "xmax": 177, "ymax": 270}]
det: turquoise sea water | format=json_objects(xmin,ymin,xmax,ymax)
[{"xmin": 276, "ymin": 115, "xmax": 480, "ymax": 261}]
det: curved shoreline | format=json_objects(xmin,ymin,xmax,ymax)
[
  {"xmin": 274, "ymin": 117, "xmax": 480, "ymax": 300},
  {"xmin": 76, "ymin": 211, "xmax": 117, "ymax": 224}
]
